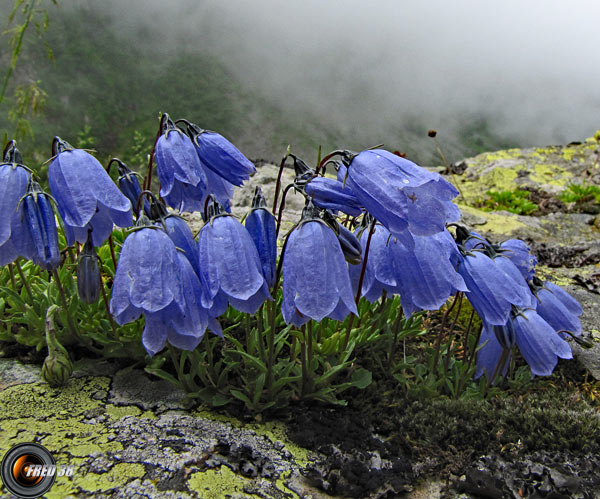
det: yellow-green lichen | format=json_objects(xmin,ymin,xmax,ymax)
[
  {"xmin": 530, "ymin": 163, "xmax": 572, "ymax": 188},
  {"xmin": 458, "ymin": 205, "xmax": 527, "ymax": 236},
  {"xmin": 248, "ymin": 420, "xmax": 311, "ymax": 467},
  {"xmin": 482, "ymin": 149, "xmax": 522, "ymax": 162},
  {"xmin": 188, "ymin": 466, "xmax": 260, "ymax": 499},
  {"xmin": 0, "ymin": 376, "xmax": 160, "ymax": 496}
]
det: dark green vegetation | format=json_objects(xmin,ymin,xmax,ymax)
[
  {"xmin": 479, "ymin": 188, "xmax": 538, "ymax": 215},
  {"xmin": 0, "ymin": 1, "xmax": 521, "ymax": 168}
]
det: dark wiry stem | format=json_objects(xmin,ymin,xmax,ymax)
[
  {"xmin": 14, "ymin": 259, "xmax": 33, "ymax": 302},
  {"xmin": 272, "ymin": 150, "xmax": 290, "ymax": 214},
  {"xmin": 341, "ymin": 220, "xmax": 376, "ymax": 352},
  {"xmin": 107, "ymin": 234, "xmax": 118, "ymax": 270}
]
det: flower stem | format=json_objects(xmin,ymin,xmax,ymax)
[
  {"xmin": 387, "ymin": 307, "xmax": 404, "ymax": 370},
  {"xmin": 99, "ymin": 274, "xmax": 117, "ymax": 338},
  {"xmin": 50, "ymin": 269, "xmax": 79, "ymax": 342},
  {"xmin": 341, "ymin": 220, "xmax": 375, "ymax": 352},
  {"xmin": 107, "ymin": 234, "xmax": 118, "ymax": 271},
  {"xmin": 432, "ymin": 292, "xmax": 461, "ymax": 371},
  {"xmin": 300, "ymin": 325, "xmax": 308, "ymax": 397},
  {"xmin": 14, "ymin": 259, "xmax": 34, "ymax": 303},
  {"xmin": 7, "ymin": 263, "xmax": 17, "ymax": 291},
  {"xmin": 272, "ymin": 149, "xmax": 290, "ymax": 215}
]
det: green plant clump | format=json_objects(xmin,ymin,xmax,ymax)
[{"xmin": 480, "ymin": 189, "xmax": 538, "ymax": 215}]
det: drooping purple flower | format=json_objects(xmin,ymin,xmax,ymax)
[
  {"xmin": 387, "ymin": 230, "xmax": 468, "ymax": 316},
  {"xmin": 155, "ymin": 115, "xmax": 207, "ymax": 212},
  {"xmin": 349, "ymin": 223, "xmax": 400, "ymax": 303},
  {"xmin": 305, "ymin": 176, "xmax": 363, "ymax": 217},
  {"xmin": 15, "ymin": 180, "xmax": 60, "ymax": 271},
  {"xmin": 499, "ymin": 239, "xmax": 538, "ymax": 281},
  {"xmin": 198, "ymin": 201, "xmax": 271, "ymax": 314},
  {"xmin": 476, "ymin": 308, "xmax": 572, "ymax": 378},
  {"xmin": 244, "ymin": 188, "xmax": 277, "ymax": 288},
  {"xmin": 0, "ymin": 142, "xmax": 32, "ymax": 265},
  {"xmin": 163, "ymin": 214, "xmax": 201, "ymax": 278},
  {"xmin": 342, "ymin": 149, "xmax": 460, "ymax": 236},
  {"xmin": 109, "ymin": 222, "xmax": 184, "ymax": 323},
  {"xmin": 48, "ymin": 138, "xmax": 132, "ymax": 246},
  {"xmin": 457, "ymin": 250, "xmax": 532, "ymax": 326},
  {"xmin": 108, "ymin": 158, "xmax": 149, "ymax": 217},
  {"xmin": 334, "ymin": 219, "xmax": 362, "ymax": 265},
  {"xmin": 141, "ymin": 252, "xmax": 212, "ymax": 356},
  {"xmin": 183, "ymin": 120, "xmax": 255, "ymax": 187},
  {"xmin": 532, "ymin": 277, "xmax": 582, "ymax": 337},
  {"xmin": 282, "ymin": 203, "xmax": 357, "ymax": 326}
]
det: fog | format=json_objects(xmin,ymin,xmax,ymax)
[{"xmin": 62, "ymin": 0, "xmax": 600, "ymax": 160}]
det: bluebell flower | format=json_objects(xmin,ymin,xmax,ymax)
[
  {"xmin": 342, "ymin": 149, "xmax": 460, "ymax": 236},
  {"xmin": 389, "ymin": 230, "xmax": 468, "ymax": 316},
  {"xmin": 155, "ymin": 115, "xmax": 207, "ymax": 212},
  {"xmin": 305, "ymin": 177, "xmax": 363, "ymax": 217},
  {"xmin": 198, "ymin": 201, "xmax": 271, "ymax": 314},
  {"xmin": 349, "ymin": 223, "xmax": 400, "ymax": 303},
  {"xmin": 15, "ymin": 180, "xmax": 60, "ymax": 271},
  {"xmin": 108, "ymin": 158, "xmax": 149, "ymax": 217},
  {"xmin": 499, "ymin": 239, "xmax": 537, "ymax": 281},
  {"xmin": 244, "ymin": 188, "xmax": 277, "ymax": 288},
  {"xmin": 142, "ymin": 252, "xmax": 212, "ymax": 356},
  {"xmin": 532, "ymin": 277, "xmax": 582, "ymax": 337},
  {"xmin": 48, "ymin": 138, "xmax": 132, "ymax": 246},
  {"xmin": 476, "ymin": 307, "xmax": 572, "ymax": 378},
  {"xmin": 182, "ymin": 120, "xmax": 255, "ymax": 187},
  {"xmin": 282, "ymin": 203, "xmax": 357, "ymax": 326},
  {"xmin": 0, "ymin": 142, "xmax": 32, "ymax": 265},
  {"xmin": 109, "ymin": 221, "xmax": 184, "ymax": 323},
  {"xmin": 334, "ymin": 219, "xmax": 362, "ymax": 265},
  {"xmin": 163, "ymin": 214, "xmax": 201, "ymax": 278},
  {"xmin": 77, "ymin": 231, "xmax": 101, "ymax": 303},
  {"xmin": 457, "ymin": 250, "xmax": 532, "ymax": 326}
]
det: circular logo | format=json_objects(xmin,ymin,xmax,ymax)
[{"xmin": 1, "ymin": 443, "xmax": 56, "ymax": 498}]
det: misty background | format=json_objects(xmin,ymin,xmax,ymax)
[{"xmin": 2, "ymin": 0, "xmax": 599, "ymax": 167}]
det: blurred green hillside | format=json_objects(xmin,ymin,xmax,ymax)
[{"xmin": 0, "ymin": 1, "xmax": 518, "ymax": 169}]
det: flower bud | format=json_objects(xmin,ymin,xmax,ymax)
[
  {"xmin": 77, "ymin": 231, "xmax": 101, "ymax": 303},
  {"xmin": 42, "ymin": 306, "xmax": 72, "ymax": 387}
]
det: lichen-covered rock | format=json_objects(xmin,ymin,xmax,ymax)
[{"xmin": 454, "ymin": 135, "xmax": 600, "ymax": 205}]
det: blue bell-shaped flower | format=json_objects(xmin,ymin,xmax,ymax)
[
  {"xmin": 457, "ymin": 249, "xmax": 532, "ymax": 326},
  {"xmin": 109, "ymin": 217, "xmax": 184, "ymax": 324},
  {"xmin": 155, "ymin": 114, "xmax": 207, "ymax": 212},
  {"xmin": 532, "ymin": 277, "xmax": 582, "ymax": 337},
  {"xmin": 499, "ymin": 239, "xmax": 538, "ymax": 281},
  {"xmin": 387, "ymin": 229, "xmax": 468, "ymax": 317},
  {"xmin": 476, "ymin": 307, "xmax": 572, "ymax": 378},
  {"xmin": 342, "ymin": 148, "xmax": 460, "ymax": 237},
  {"xmin": 0, "ymin": 141, "xmax": 32, "ymax": 265},
  {"xmin": 107, "ymin": 158, "xmax": 149, "ymax": 217},
  {"xmin": 163, "ymin": 214, "xmax": 201, "ymax": 278},
  {"xmin": 305, "ymin": 176, "xmax": 363, "ymax": 217},
  {"xmin": 141, "ymin": 252, "xmax": 212, "ymax": 356},
  {"xmin": 244, "ymin": 187, "xmax": 277, "ymax": 288},
  {"xmin": 198, "ymin": 200, "xmax": 271, "ymax": 314},
  {"xmin": 182, "ymin": 120, "xmax": 255, "ymax": 187},
  {"xmin": 16, "ymin": 180, "xmax": 60, "ymax": 271},
  {"xmin": 281, "ymin": 202, "xmax": 357, "ymax": 326},
  {"xmin": 48, "ymin": 137, "xmax": 132, "ymax": 246}
]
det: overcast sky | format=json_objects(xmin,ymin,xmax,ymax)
[{"xmin": 102, "ymin": 1, "xmax": 600, "ymax": 157}]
